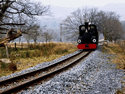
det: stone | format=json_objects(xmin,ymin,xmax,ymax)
[{"xmin": 0, "ymin": 58, "xmax": 11, "ymax": 64}]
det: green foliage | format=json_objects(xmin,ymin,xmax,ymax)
[{"xmin": 0, "ymin": 62, "xmax": 8, "ymax": 70}]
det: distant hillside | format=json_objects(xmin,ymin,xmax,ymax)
[
  {"xmin": 99, "ymin": 3, "xmax": 125, "ymax": 21},
  {"xmin": 15, "ymin": 4, "xmax": 125, "ymax": 42},
  {"xmin": 50, "ymin": 4, "xmax": 125, "ymax": 21},
  {"xmin": 36, "ymin": 5, "xmax": 77, "ymax": 28},
  {"xmin": 37, "ymin": 3, "xmax": 125, "ymax": 28}
]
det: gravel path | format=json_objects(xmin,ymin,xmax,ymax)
[{"xmin": 18, "ymin": 45, "xmax": 125, "ymax": 94}]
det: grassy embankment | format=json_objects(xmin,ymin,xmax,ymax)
[
  {"xmin": 0, "ymin": 42, "xmax": 78, "ymax": 77},
  {"xmin": 102, "ymin": 41, "xmax": 125, "ymax": 94},
  {"xmin": 102, "ymin": 41, "xmax": 125, "ymax": 70}
]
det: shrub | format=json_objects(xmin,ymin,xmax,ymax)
[
  {"xmin": 26, "ymin": 51, "xmax": 30, "ymax": 58},
  {"xmin": 8, "ymin": 62, "xmax": 17, "ymax": 72}
]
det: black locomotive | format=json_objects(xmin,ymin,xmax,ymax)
[{"xmin": 77, "ymin": 22, "xmax": 98, "ymax": 49}]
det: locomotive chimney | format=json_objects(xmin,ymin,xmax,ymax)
[{"xmin": 85, "ymin": 22, "xmax": 89, "ymax": 29}]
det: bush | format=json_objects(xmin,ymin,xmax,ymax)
[
  {"xmin": 8, "ymin": 62, "xmax": 17, "ymax": 72},
  {"xmin": 26, "ymin": 51, "xmax": 30, "ymax": 58},
  {"xmin": 0, "ymin": 60, "xmax": 17, "ymax": 72}
]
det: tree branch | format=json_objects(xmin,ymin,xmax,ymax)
[{"xmin": 0, "ymin": 23, "xmax": 25, "ymax": 25}]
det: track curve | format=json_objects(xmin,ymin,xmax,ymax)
[{"xmin": 0, "ymin": 50, "xmax": 92, "ymax": 94}]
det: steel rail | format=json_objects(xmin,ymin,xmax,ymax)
[
  {"xmin": 0, "ymin": 50, "xmax": 90, "ymax": 94},
  {"xmin": 0, "ymin": 50, "xmax": 83, "ymax": 84},
  {"xmin": 0, "ymin": 51, "xmax": 92, "ymax": 94}
]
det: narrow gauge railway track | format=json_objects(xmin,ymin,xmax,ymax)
[{"xmin": 0, "ymin": 50, "xmax": 92, "ymax": 94}]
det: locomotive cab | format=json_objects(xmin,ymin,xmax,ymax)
[{"xmin": 77, "ymin": 22, "xmax": 98, "ymax": 49}]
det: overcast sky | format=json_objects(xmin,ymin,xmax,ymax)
[{"xmin": 35, "ymin": 0, "xmax": 125, "ymax": 7}]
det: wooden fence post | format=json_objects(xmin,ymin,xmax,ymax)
[
  {"xmin": 21, "ymin": 42, "xmax": 23, "ymax": 49},
  {"xmin": 15, "ymin": 42, "xmax": 16, "ymax": 50},
  {"xmin": 5, "ymin": 43, "xmax": 9, "ymax": 58}
]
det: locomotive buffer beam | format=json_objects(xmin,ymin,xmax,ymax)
[{"xmin": 85, "ymin": 44, "xmax": 89, "ymax": 47}]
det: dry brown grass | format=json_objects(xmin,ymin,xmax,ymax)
[
  {"xmin": 115, "ymin": 87, "xmax": 125, "ymax": 94},
  {"xmin": 0, "ymin": 42, "xmax": 78, "ymax": 77},
  {"xmin": 103, "ymin": 43, "xmax": 125, "ymax": 70},
  {"xmin": 102, "ymin": 42, "xmax": 125, "ymax": 93}
]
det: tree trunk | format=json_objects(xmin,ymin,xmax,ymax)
[{"xmin": 33, "ymin": 39, "xmax": 36, "ymax": 49}]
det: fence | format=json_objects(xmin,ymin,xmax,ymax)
[
  {"xmin": 0, "ymin": 42, "xmax": 43, "ymax": 58},
  {"xmin": 7, "ymin": 42, "xmax": 43, "ymax": 49}
]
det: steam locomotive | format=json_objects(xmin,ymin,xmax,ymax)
[{"xmin": 77, "ymin": 22, "xmax": 98, "ymax": 49}]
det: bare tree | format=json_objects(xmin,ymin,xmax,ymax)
[
  {"xmin": 0, "ymin": 0, "xmax": 50, "ymax": 33},
  {"xmin": 29, "ymin": 24, "xmax": 41, "ymax": 44},
  {"xmin": 121, "ymin": 21, "xmax": 125, "ymax": 32},
  {"xmin": 0, "ymin": 0, "xmax": 51, "ymax": 58},
  {"xmin": 97, "ymin": 11, "xmax": 123, "ymax": 41},
  {"xmin": 121, "ymin": 21, "xmax": 125, "ymax": 39},
  {"xmin": 61, "ymin": 7, "xmax": 98, "ymax": 40},
  {"xmin": 23, "ymin": 34, "xmax": 31, "ymax": 44},
  {"xmin": 62, "ymin": 7, "xmax": 123, "ymax": 42},
  {"xmin": 42, "ymin": 29, "xmax": 56, "ymax": 43}
]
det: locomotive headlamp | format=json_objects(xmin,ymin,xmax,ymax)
[
  {"xmin": 81, "ymin": 26, "xmax": 85, "ymax": 31},
  {"xmin": 92, "ymin": 39, "xmax": 96, "ymax": 43},
  {"xmin": 78, "ymin": 39, "xmax": 81, "ymax": 43}
]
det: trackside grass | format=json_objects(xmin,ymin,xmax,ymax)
[
  {"xmin": 102, "ymin": 41, "xmax": 125, "ymax": 93},
  {"xmin": 0, "ymin": 42, "xmax": 78, "ymax": 77},
  {"xmin": 102, "ymin": 43, "xmax": 125, "ymax": 70}
]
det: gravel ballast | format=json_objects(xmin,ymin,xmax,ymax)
[
  {"xmin": 0, "ymin": 50, "xmax": 82, "ymax": 82},
  {"xmin": 18, "ymin": 45, "xmax": 125, "ymax": 94}
]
